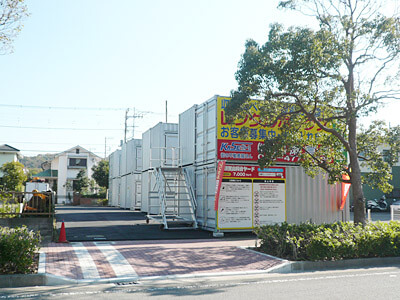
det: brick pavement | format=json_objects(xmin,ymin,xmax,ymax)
[{"xmin": 42, "ymin": 239, "xmax": 285, "ymax": 282}]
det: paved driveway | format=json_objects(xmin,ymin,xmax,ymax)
[
  {"xmin": 55, "ymin": 206, "xmax": 254, "ymax": 241},
  {"xmin": 43, "ymin": 239, "xmax": 282, "ymax": 282}
]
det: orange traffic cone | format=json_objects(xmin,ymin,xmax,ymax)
[{"xmin": 58, "ymin": 221, "xmax": 68, "ymax": 243}]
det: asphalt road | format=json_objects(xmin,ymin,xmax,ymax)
[
  {"xmin": 55, "ymin": 206, "xmax": 254, "ymax": 241},
  {"xmin": 2, "ymin": 267, "xmax": 400, "ymax": 299},
  {"xmin": 55, "ymin": 206, "xmax": 392, "ymax": 242}
]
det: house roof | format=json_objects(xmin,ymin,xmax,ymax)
[
  {"xmin": 55, "ymin": 145, "xmax": 101, "ymax": 159},
  {"xmin": 0, "ymin": 144, "xmax": 20, "ymax": 153},
  {"xmin": 35, "ymin": 169, "xmax": 58, "ymax": 178}
]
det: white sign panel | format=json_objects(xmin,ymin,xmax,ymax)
[
  {"xmin": 253, "ymin": 179, "xmax": 286, "ymax": 226},
  {"xmin": 217, "ymin": 179, "xmax": 253, "ymax": 229}
]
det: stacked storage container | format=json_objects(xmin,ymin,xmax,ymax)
[
  {"xmin": 108, "ymin": 149, "xmax": 121, "ymax": 207},
  {"xmin": 179, "ymin": 95, "xmax": 350, "ymax": 233},
  {"xmin": 125, "ymin": 139, "xmax": 143, "ymax": 210},
  {"xmin": 141, "ymin": 122, "xmax": 179, "ymax": 213},
  {"xmin": 108, "ymin": 139, "xmax": 142, "ymax": 209}
]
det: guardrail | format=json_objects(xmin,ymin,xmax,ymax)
[{"xmin": 0, "ymin": 191, "xmax": 55, "ymax": 218}]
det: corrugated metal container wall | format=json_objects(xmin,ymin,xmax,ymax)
[
  {"xmin": 110, "ymin": 177, "xmax": 120, "ymax": 207},
  {"xmin": 124, "ymin": 174, "xmax": 133, "ymax": 209},
  {"xmin": 179, "ymin": 105, "xmax": 197, "ymax": 166},
  {"xmin": 131, "ymin": 173, "xmax": 142, "ymax": 210},
  {"xmin": 194, "ymin": 164, "xmax": 217, "ymax": 230},
  {"xmin": 126, "ymin": 139, "xmax": 142, "ymax": 173},
  {"xmin": 195, "ymin": 97, "xmax": 217, "ymax": 166},
  {"xmin": 142, "ymin": 122, "xmax": 179, "ymax": 170},
  {"xmin": 140, "ymin": 170, "xmax": 151, "ymax": 212},
  {"xmin": 193, "ymin": 163, "xmax": 348, "ymax": 231},
  {"xmin": 285, "ymin": 166, "xmax": 350, "ymax": 224},
  {"xmin": 120, "ymin": 143, "xmax": 127, "ymax": 176},
  {"xmin": 119, "ymin": 175, "xmax": 127, "ymax": 208},
  {"xmin": 111, "ymin": 150, "xmax": 121, "ymax": 178}
]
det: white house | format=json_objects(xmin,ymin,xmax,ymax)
[
  {"xmin": 37, "ymin": 146, "xmax": 102, "ymax": 203},
  {"xmin": 0, "ymin": 144, "xmax": 20, "ymax": 178}
]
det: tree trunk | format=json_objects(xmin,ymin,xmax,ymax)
[
  {"xmin": 348, "ymin": 115, "xmax": 366, "ymax": 225},
  {"xmin": 351, "ymin": 158, "xmax": 366, "ymax": 225}
]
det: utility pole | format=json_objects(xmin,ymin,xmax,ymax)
[
  {"xmin": 124, "ymin": 109, "xmax": 129, "ymax": 143},
  {"xmin": 165, "ymin": 100, "xmax": 168, "ymax": 123},
  {"xmin": 104, "ymin": 137, "xmax": 113, "ymax": 159},
  {"xmin": 124, "ymin": 108, "xmax": 145, "ymax": 143}
]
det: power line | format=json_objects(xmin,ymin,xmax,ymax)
[
  {"xmin": 18, "ymin": 149, "xmax": 105, "ymax": 155},
  {"xmin": 0, "ymin": 125, "xmax": 121, "ymax": 131},
  {"xmin": 0, "ymin": 103, "xmax": 159, "ymax": 115},
  {"xmin": 0, "ymin": 141, "xmax": 119, "ymax": 146},
  {"xmin": 0, "ymin": 104, "xmax": 127, "ymax": 111}
]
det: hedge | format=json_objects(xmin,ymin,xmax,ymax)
[
  {"xmin": 0, "ymin": 226, "xmax": 41, "ymax": 274},
  {"xmin": 254, "ymin": 221, "xmax": 400, "ymax": 261}
]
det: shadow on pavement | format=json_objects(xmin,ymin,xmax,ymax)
[{"xmin": 55, "ymin": 205, "xmax": 256, "ymax": 241}]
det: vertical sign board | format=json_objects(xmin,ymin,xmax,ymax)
[{"xmin": 217, "ymin": 164, "xmax": 286, "ymax": 230}]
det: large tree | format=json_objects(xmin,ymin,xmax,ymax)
[
  {"xmin": 91, "ymin": 160, "xmax": 109, "ymax": 189},
  {"xmin": 0, "ymin": 161, "xmax": 27, "ymax": 191},
  {"xmin": 226, "ymin": 0, "xmax": 400, "ymax": 224},
  {"xmin": 0, "ymin": 0, "xmax": 29, "ymax": 54}
]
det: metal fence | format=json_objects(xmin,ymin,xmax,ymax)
[{"xmin": 0, "ymin": 191, "xmax": 55, "ymax": 218}]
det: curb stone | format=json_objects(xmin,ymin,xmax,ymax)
[{"xmin": 271, "ymin": 256, "xmax": 400, "ymax": 273}]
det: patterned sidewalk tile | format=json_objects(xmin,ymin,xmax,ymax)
[{"xmin": 43, "ymin": 239, "xmax": 283, "ymax": 280}]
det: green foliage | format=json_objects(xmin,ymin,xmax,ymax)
[
  {"xmin": 27, "ymin": 168, "xmax": 42, "ymax": 181},
  {"xmin": 74, "ymin": 169, "xmax": 89, "ymax": 194},
  {"xmin": 91, "ymin": 160, "xmax": 109, "ymax": 189},
  {"xmin": 97, "ymin": 198, "xmax": 108, "ymax": 206},
  {"xmin": 19, "ymin": 154, "xmax": 55, "ymax": 169},
  {"xmin": 0, "ymin": 192, "xmax": 17, "ymax": 217},
  {"xmin": 227, "ymin": 0, "xmax": 400, "ymax": 224},
  {"xmin": 0, "ymin": 161, "xmax": 27, "ymax": 191},
  {"xmin": 0, "ymin": 226, "xmax": 41, "ymax": 274},
  {"xmin": 255, "ymin": 221, "xmax": 400, "ymax": 261},
  {"xmin": 358, "ymin": 121, "xmax": 400, "ymax": 193}
]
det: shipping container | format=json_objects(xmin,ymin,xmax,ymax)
[
  {"xmin": 121, "ymin": 173, "xmax": 142, "ymax": 210},
  {"xmin": 142, "ymin": 122, "xmax": 179, "ymax": 171},
  {"xmin": 126, "ymin": 139, "xmax": 142, "ymax": 173},
  {"xmin": 109, "ymin": 177, "xmax": 120, "ymax": 207},
  {"xmin": 178, "ymin": 95, "xmax": 350, "ymax": 233},
  {"xmin": 140, "ymin": 170, "xmax": 158, "ymax": 213},
  {"xmin": 191, "ymin": 162, "xmax": 349, "ymax": 231},
  {"xmin": 119, "ymin": 175, "xmax": 127, "ymax": 208},
  {"xmin": 109, "ymin": 150, "xmax": 121, "ymax": 179}
]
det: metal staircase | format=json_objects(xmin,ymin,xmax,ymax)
[{"xmin": 146, "ymin": 167, "xmax": 197, "ymax": 229}]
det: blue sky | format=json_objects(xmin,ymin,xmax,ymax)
[{"xmin": 0, "ymin": 0, "xmax": 399, "ymax": 158}]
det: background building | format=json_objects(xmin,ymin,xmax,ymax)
[
  {"xmin": 36, "ymin": 145, "xmax": 102, "ymax": 203},
  {"xmin": 0, "ymin": 144, "xmax": 20, "ymax": 178}
]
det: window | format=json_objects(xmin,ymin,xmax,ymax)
[
  {"xmin": 68, "ymin": 158, "xmax": 87, "ymax": 167},
  {"xmin": 76, "ymin": 148, "xmax": 80, "ymax": 154}
]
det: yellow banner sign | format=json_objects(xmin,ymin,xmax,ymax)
[{"xmin": 217, "ymin": 96, "xmax": 324, "ymax": 142}]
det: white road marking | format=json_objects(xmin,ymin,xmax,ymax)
[
  {"xmin": 95, "ymin": 242, "xmax": 138, "ymax": 278},
  {"xmin": 71, "ymin": 242, "xmax": 100, "ymax": 279}
]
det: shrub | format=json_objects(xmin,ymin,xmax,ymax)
[
  {"xmin": 255, "ymin": 221, "xmax": 400, "ymax": 261},
  {"xmin": 97, "ymin": 198, "xmax": 108, "ymax": 206},
  {"xmin": 0, "ymin": 226, "xmax": 41, "ymax": 274}
]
